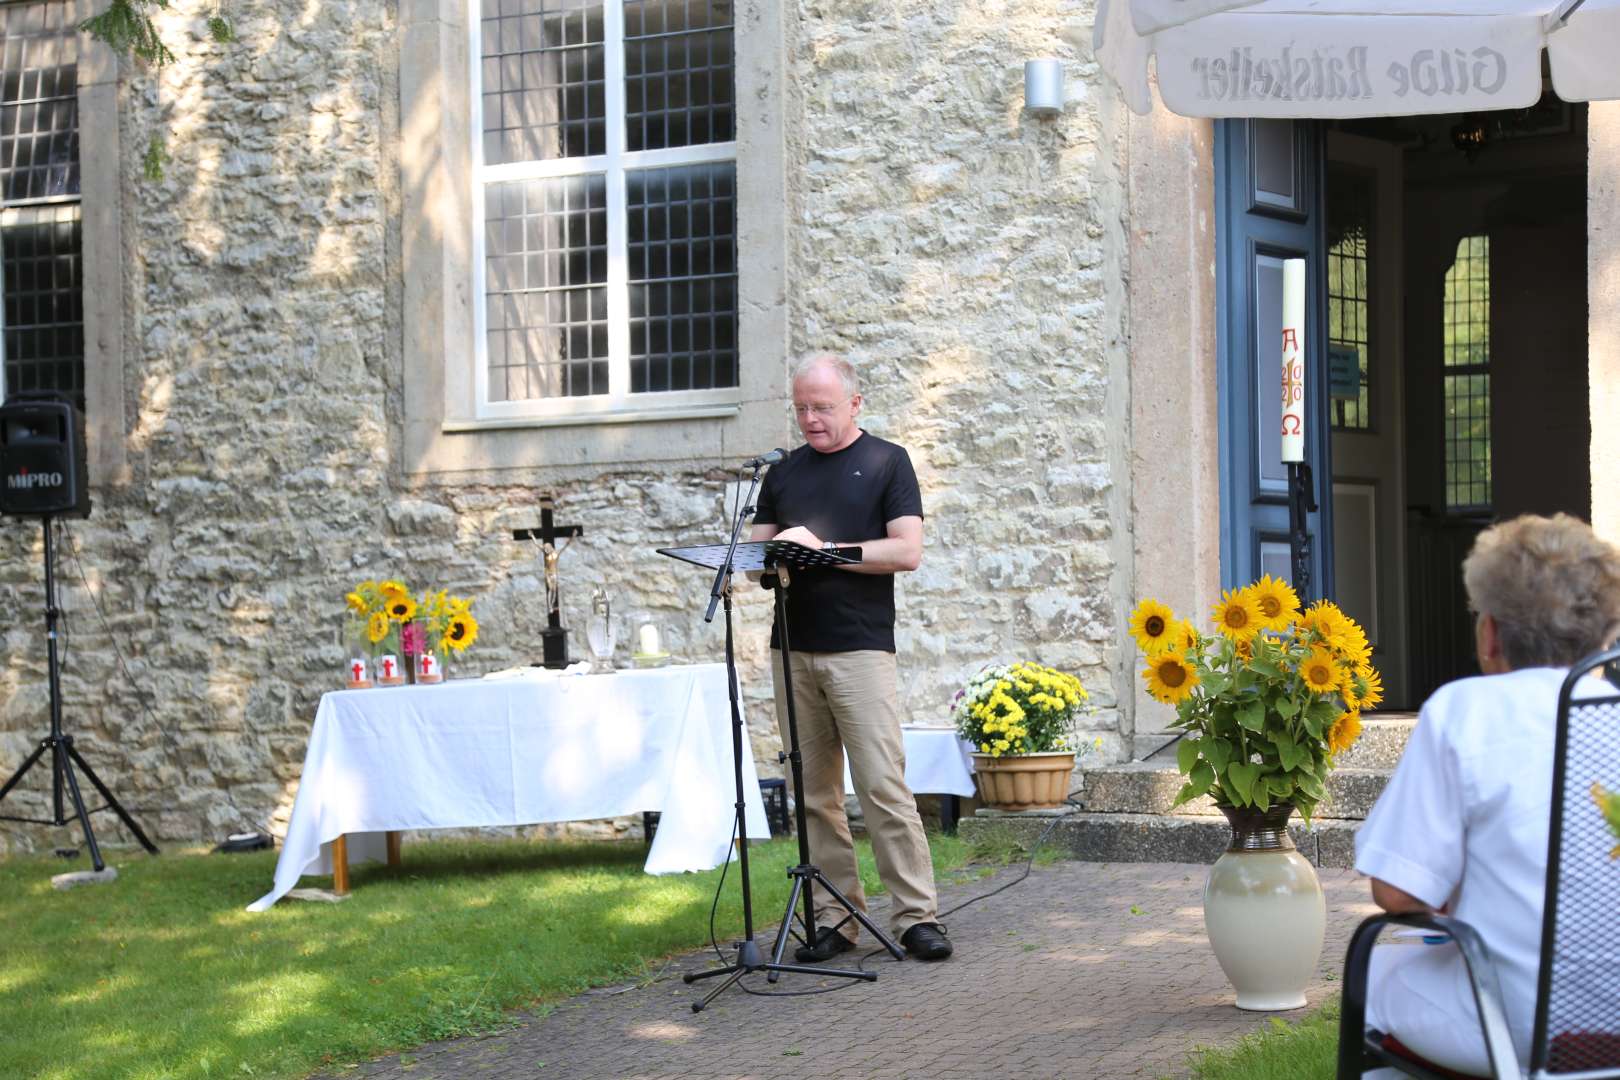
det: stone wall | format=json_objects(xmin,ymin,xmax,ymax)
[
  {"xmin": 784, "ymin": 0, "xmax": 1132, "ymax": 745},
  {"xmin": 0, "ymin": 0, "xmax": 1132, "ymax": 854}
]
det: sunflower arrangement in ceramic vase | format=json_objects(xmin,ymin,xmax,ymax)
[{"xmin": 1129, "ymin": 576, "xmax": 1383, "ymax": 822}]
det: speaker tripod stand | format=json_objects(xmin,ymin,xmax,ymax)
[
  {"xmin": 0, "ymin": 517, "xmax": 157, "ymax": 871},
  {"xmin": 659, "ymin": 530, "xmax": 904, "ymax": 1012}
]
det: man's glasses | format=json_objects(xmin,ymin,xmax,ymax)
[{"xmin": 791, "ymin": 398, "xmax": 849, "ymax": 419}]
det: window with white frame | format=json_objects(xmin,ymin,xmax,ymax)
[{"xmin": 472, "ymin": 0, "xmax": 738, "ymax": 418}]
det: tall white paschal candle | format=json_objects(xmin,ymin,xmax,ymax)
[{"xmin": 1280, "ymin": 258, "xmax": 1306, "ymax": 464}]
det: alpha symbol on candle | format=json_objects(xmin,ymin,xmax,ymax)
[{"xmin": 1281, "ymin": 327, "xmax": 1298, "ymax": 351}]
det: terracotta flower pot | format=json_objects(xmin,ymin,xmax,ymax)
[{"xmin": 970, "ymin": 751, "xmax": 1076, "ymax": 810}]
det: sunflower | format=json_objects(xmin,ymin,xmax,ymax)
[
  {"xmin": 1337, "ymin": 626, "xmax": 1373, "ymax": 667},
  {"xmin": 1298, "ymin": 646, "xmax": 1343, "ymax": 695},
  {"xmin": 387, "ymin": 594, "xmax": 418, "ymax": 623},
  {"xmin": 380, "ymin": 580, "xmax": 409, "ymax": 603},
  {"xmin": 1328, "ymin": 710, "xmax": 1363, "ymax": 756},
  {"xmin": 345, "ymin": 591, "xmax": 369, "ymax": 615},
  {"xmin": 1143, "ymin": 649, "xmax": 1200, "ymax": 705},
  {"xmin": 366, "ymin": 610, "xmax": 391, "ymax": 644},
  {"xmin": 1297, "ymin": 600, "xmax": 1347, "ymax": 644},
  {"xmin": 1245, "ymin": 575, "xmax": 1301, "ymax": 632},
  {"xmin": 442, "ymin": 611, "xmax": 479, "ymax": 652},
  {"xmin": 1129, "ymin": 598, "xmax": 1179, "ymax": 655},
  {"xmin": 1211, "ymin": 588, "xmax": 1262, "ymax": 643},
  {"xmin": 1343, "ymin": 664, "xmax": 1384, "ymax": 711}
]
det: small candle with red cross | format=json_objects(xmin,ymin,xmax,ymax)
[
  {"xmin": 376, "ymin": 654, "xmax": 405, "ymax": 686},
  {"xmin": 346, "ymin": 657, "xmax": 372, "ymax": 689},
  {"xmin": 417, "ymin": 651, "xmax": 442, "ymax": 684}
]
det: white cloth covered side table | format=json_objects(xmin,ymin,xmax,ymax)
[
  {"xmin": 248, "ymin": 663, "xmax": 768, "ymax": 911},
  {"xmin": 842, "ymin": 725, "xmax": 977, "ymax": 798}
]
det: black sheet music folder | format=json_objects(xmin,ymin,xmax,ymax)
[{"xmin": 657, "ymin": 539, "xmax": 861, "ymax": 572}]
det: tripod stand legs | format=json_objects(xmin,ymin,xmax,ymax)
[
  {"xmin": 67, "ymin": 740, "xmax": 159, "ymax": 856},
  {"xmin": 0, "ymin": 734, "xmax": 159, "ymax": 873},
  {"xmin": 765, "ymin": 863, "xmax": 906, "ymax": 983}
]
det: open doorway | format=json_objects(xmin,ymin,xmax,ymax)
[{"xmin": 1324, "ymin": 98, "xmax": 1590, "ymax": 710}]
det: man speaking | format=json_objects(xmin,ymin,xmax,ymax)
[{"xmin": 749, "ymin": 353, "xmax": 951, "ymax": 963}]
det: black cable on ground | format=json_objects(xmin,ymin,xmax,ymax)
[{"xmin": 692, "ymin": 793, "xmax": 1090, "ymax": 996}]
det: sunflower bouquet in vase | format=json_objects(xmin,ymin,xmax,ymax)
[
  {"xmin": 1130, "ymin": 577, "xmax": 1384, "ymax": 1012},
  {"xmin": 1130, "ymin": 576, "xmax": 1383, "ymax": 825},
  {"xmin": 414, "ymin": 588, "xmax": 479, "ymax": 682},
  {"xmin": 343, "ymin": 580, "xmax": 418, "ymax": 686}
]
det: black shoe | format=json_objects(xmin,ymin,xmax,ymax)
[
  {"xmin": 794, "ymin": 926, "xmax": 856, "ymax": 963},
  {"xmin": 900, "ymin": 922, "xmax": 952, "ymax": 961}
]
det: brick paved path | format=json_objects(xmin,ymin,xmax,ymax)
[{"xmin": 325, "ymin": 860, "xmax": 1376, "ymax": 1080}]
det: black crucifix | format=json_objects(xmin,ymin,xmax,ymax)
[{"xmin": 512, "ymin": 497, "xmax": 583, "ymax": 669}]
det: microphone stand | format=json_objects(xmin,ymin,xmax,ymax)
[{"xmin": 685, "ymin": 464, "xmax": 790, "ymax": 1010}]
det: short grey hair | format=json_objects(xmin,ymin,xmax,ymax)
[
  {"xmin": 1462, "ymin": 513, "xmax": 1620, "ymax": 669},
  {"xmin": 791, "ymin": 353, "xmax": 859, "ymax": 397}
]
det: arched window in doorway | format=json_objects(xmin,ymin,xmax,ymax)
[{"xmin": 1443, "ymin": 235, "xmax": 1491, "ymax": 511}]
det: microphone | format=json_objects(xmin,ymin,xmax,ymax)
[{"xmin": 743, "ymin": 448, "xmax": 788, "ymax": 469}]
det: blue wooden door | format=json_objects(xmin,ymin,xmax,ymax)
[{"xmin": 1215, "ymin": 119, "xmax": 1333, "ymax": 600}]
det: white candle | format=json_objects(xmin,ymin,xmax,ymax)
[
  {"xmin": 639, "ymin": 623, "xmax": 661, "ymax": 656},
  {"xmin": 1280, "ymin": 258, "xmax": 1306, "ymax": 464}
]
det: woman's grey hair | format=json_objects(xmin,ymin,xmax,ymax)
[
  {"xmin": 1462, "ymin": 513, "xmax": 1620, "ymax": 669},
  {"xmin": 791, "ymin": 353, "xmax": 859, "ymax": 397}
]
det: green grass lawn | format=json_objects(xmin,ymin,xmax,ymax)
[
  {"xmin": 1180, "ymin": 999, "xmax": 1341, "ymax": 1080},
  {"xmin": 0, "ymin": 833, "xmax": 971, "ymax": 1080}
]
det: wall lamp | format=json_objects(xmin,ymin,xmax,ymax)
[{"xmin": 1024, "ymin": 59, "xmax": 1064, "ymax": 116}]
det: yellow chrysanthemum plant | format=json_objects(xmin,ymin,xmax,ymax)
[
  {"xmin": 952, "ymin": 661, "xmax": 1092, "ymax": 759},
  {"xmin": 1129, "ymin": 577, "xmax": 1383, "ymax": 823}
]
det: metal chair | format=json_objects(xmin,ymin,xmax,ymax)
[{"xmin": 1338, "ymin": 645, "xmax": 1620, "ymax": 1080}]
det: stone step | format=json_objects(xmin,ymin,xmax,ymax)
[
  {"xmin": 1333, "ymin": 714, "xmax": 1417, "ymax": 770},
  {"xmin": 1081, "ymin": 762, "xmax": 1389, "ymax": 820},
  {"xmin": 958, "ymin": 809, "xmax": 1361, "ymax": 868}
]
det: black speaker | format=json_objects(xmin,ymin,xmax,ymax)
[{"xmin": 0, "ymin": 391, "xmax": 91, "ymax": 518}]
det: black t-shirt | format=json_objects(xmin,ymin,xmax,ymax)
[{"xmin": 753, "ymin": 431, "xmax": 924, "ymax": 653}]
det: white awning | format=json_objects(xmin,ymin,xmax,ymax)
[{"xmin": 1095, "ymin": 0, "xmax": 1620, "ymax": 117}]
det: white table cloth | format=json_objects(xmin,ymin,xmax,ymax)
[
  {"xmin": 249, "ymin": 663, "xmax": 768, "ymax": 911},
  {"xmin": 843, "ymin": 725, "xmax": 977, "ymax": 797}
]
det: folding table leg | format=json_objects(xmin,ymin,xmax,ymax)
[
  {"xmin": 386, "ymin": 830, "xmax": 402, "ymax": 868},
  {"xmin": 332, "ymin": 834, "xmax": 350, "ymax": 895}
]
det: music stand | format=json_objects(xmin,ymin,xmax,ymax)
[{"xmin": 659, "ymin": 537, "xmax": 905, "ymax": 1011}]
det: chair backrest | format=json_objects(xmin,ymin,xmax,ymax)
[{"xmin": 1531, "ymin": 646, "xmax": 1620, "ymax": 1076}]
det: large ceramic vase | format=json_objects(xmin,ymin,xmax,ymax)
[
  {"xmin": 970, "ymin": 751, "xmax": 1075, "ymax": 810},
  {"xmin": 1202, "ymin": 802, "xmax": 1326, "ymax": 1011}
]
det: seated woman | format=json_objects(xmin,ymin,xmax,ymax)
[{"xmin": 1355, "ymin": 513, "xmax": 1620, "ymax": 1077}]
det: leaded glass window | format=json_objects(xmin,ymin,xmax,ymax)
[
  {"xmin": 1443, "ymin": 235, "xmax": 1491, "ymax": 511},
  {"xmin": 0, "ymin": 0, "xmax": 81, "ymax": 407},
  {"xmin": 1327, "ymin": 166, "xmax": 1371, "ymax": 432},
  {"xmin": 473, "ymin": 0, "xmax": 738, "ymax": 414}
]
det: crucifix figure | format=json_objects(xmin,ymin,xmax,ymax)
[{"xmin": 512, "ymin": 496, "xmax": 584, "ymax": 669}]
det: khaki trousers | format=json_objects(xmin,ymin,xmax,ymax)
[{"xmin": 771, "ymin": 648, "xmax": 938, "ymax": 940}]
